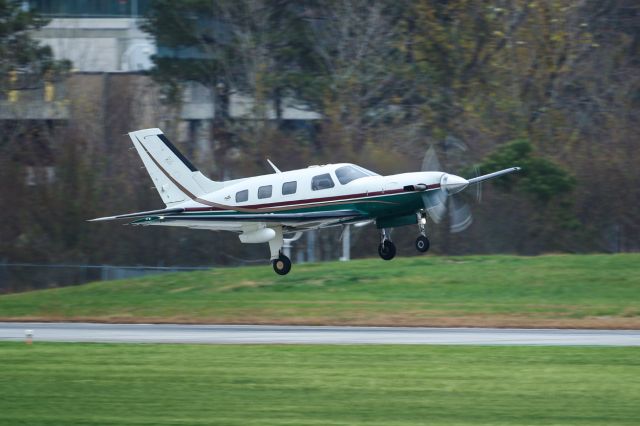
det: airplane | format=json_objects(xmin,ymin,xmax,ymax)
[{"xmin": 91, "ymin": 128, "xmax": 520, "ymax": 275}]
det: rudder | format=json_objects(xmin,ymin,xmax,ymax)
[{"xmin": 129, "ymin": 128, "xmax": 222, "ymax": 206}]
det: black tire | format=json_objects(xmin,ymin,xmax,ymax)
[
  {"xmin": 415, "ymin": 235, "xmax": 430, "ymax": 253},
  {"xmin": 272, "ymin": 254, "xmax": 292, "ymax": 275},
  {"xmin": 378, "ymin": 240, "xmax": 396, "ymax": 261}
]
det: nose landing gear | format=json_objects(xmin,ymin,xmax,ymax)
[
  {"xmin": 415, "ymin": 235, "xmax": 430, "ymax": 253},
  {"xmin": 415, "ymin": 211, "xmax": 430, "ymax": 253}
]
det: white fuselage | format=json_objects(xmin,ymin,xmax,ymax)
[{"xmin": 158, "ymin": 163, "xmax": 444, "ymax": 232}]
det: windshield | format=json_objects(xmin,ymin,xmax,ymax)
[{"xmin": 335, "ymin": 165, "xmax": 378, "ymax": 185}]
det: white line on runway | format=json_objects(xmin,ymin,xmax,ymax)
[{"xmin": 1, "ymin": 323, "xmax": 639, "ymax": 346}]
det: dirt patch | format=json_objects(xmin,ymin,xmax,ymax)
[{"xmin": 168, "ymin": 287, "xmax": 195, "ymax": 293}]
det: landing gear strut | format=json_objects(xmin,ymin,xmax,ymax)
[
  {"xmin": 415, "ymin": 212, "xmax": 430, "ymax": 253},
  {"xmin": 272, "ymin": 252, "xmax": 292, "ymax": 275},
  {"xmin": 268, "ymin": 226, "xmax": 291, "ymax": 275},
  {"xmin": 378, "ymin": 229, "xmax": 396, "ymax": 261}
]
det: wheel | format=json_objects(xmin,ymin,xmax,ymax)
[
  {"xmin": 272, "ymin": 254, "xmax": 292, "ymax": 275},
  {"xmin": 415, "ymin": 235, "xmax": 430, "ymax": 253},
  {"xmin": 378, "ymin": 240, "xmax": 396, "ymax": 261}
]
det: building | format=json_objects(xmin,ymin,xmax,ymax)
[
  {"xmin": 28, "ymin": 0, "xmax": 155, "ymax": 72},
  {"xmin": 2, "ymin": 1, "xmax": 320, "ymax": 183}
]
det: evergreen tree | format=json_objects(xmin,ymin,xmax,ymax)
[{"xmin": 0, "ymin": 0, "xmax": 70, "ymax": 94}]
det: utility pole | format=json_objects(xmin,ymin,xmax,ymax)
[
  {"xmin": 340, "ymin": 225, "xmax": 351, "ymax": 261},
  {"xmin": 307, "ymin": 230, "xmax": 316, "ymax": 263}
]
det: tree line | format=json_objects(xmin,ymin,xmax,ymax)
[{"xmin": 0, "ymin": 0, "xmax": 638, "ymax": 273}]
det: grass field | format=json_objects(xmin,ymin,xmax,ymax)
[
  {"xmin": 1, "ymin": 254, "xmax": 639, "ymax": 328},
  {"xmin": 1, "ymin": 342, "xmax": 638, "ymax": 425}
]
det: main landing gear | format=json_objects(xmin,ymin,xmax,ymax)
[
  {"xmin": 268, "ymin": 226, "xmax": 292, "ymax": 275},
  {"xmin": 378, "ymin": 229, "xmax": 396, "ymax": 261},
  {"xmin": 272, "ymin": 252, "xmax": 292, "ymax": 275}
]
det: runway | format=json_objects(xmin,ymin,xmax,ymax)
[{"xmin": 1, "ymin": 322, "xmax": 639, "ymax": 345}]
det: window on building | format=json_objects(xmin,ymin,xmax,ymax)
[
  {"xmin": 282, "ymin": 181, "xmax": 297, "ymax": 195},
  {"xmin": 258, "ymin": 185, "xmax": 272, "ymax": 199},
  {"xmin": 236, "ymin": 189, "xmax": 248, "ymax": 203},
  {"xmin": 311, "ymin": 173, "xmax": 335, "ymax": 191},
  {"xmin": 335, "ymin": 165, "xmax": 371, "ymax": 185},
  {"xmin": 29, "ymin": 0, "xmax": 152, "ymax": 17}
]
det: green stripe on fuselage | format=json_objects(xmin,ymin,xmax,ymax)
[{"xmin": 180, "ymin": 192, "xmax": 424, "ymax": 219}]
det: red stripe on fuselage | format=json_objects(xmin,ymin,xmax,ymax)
[{"xmin": 184, "ymin": 184, "xmax": 440, "ymax": 213}]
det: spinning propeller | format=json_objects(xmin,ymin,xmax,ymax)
[
  {"xmin": 419, "ymin": 143, "xmax": 520, "ymax": 233},
  {"xmin": 420, "ymin": 145, "xmax": 473, "ymax": 233}
]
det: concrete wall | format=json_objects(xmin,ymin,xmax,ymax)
[{"xmin": 33, "ymin": 18, "xmax": 155, "ymax": 72}]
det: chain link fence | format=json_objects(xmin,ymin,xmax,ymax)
[{"xmin": 0, "ymin": 262, "xmax": 212, "ymax": 294}]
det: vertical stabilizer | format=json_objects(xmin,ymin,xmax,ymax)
[{"xmin": 129, "ymin": 128, "xmax": 222, "ymax": 206}]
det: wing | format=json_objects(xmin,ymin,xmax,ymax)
[
  {"xmin": 91, "ymin": 207, "xmax": 366, "ymax": 232},
  {"xmin": 467, "ymin": 167, "xmax": 521, "ymax": 184},
  {"xmin": 88, "ymin": 207, "xmax": 185, "ymax": 222},
  {"xmin": 131, "ymin": 209, "xmax": 365, "ymax": 226},
  {"xmin": 133, "ymin": 210, "xmax": 366, "ymax": 223}
]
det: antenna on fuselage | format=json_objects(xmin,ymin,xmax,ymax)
[{"xmin": 267, "ymin": 159, "xmax": 282, "ymax": 174}]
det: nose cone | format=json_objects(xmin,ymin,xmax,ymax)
[{"xmin": 441, "ymin": 174, "xmax": 469, "ymax": 194}]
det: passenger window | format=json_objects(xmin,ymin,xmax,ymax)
[
  {"xmin": 258, "ymin": 185, "xmax": 272, "ymax": 199},
  {"xmin": 311, "ymin": 173, "xmax": 335, "ymax": 191},
  {"xmin": 282, "ymin": 181, "xmax": 297, "ymax": 195},
  {"xmin": 235, "ymin": 189, "xmax": 248, "ymax": 203}
]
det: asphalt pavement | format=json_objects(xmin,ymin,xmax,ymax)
[{"xmin": 1, "ymin": 322, "xmax": 639, "ymax": 345}]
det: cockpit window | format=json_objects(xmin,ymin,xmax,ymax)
[{"xmin": 335, "ymin": 165, "xmax": 375, "ymax": 185}]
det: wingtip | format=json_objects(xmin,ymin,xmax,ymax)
[{"xmin": 87, "ymin": 216, "xmax": 114, "ymax": 222}]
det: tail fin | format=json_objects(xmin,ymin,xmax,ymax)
[{"xmin": 129, "ymin": 128, "xmax": 222, "ymax": 206}]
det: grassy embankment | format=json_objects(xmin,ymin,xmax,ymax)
[
  {"xmin": 1, "ymin": 342, "xmax": 639, "ymax": 425},
  {"xmin": 0, "ymin": 254, "xmax": 638, "ymax": 328}
]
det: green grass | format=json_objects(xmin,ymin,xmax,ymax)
[
  {"xmin": 0, "ymin": 342, "xmax": 638, "ymax": 425},
  {"xmin": 1, "ymin": 254, "xmax": 639, "ymax": 328}
]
